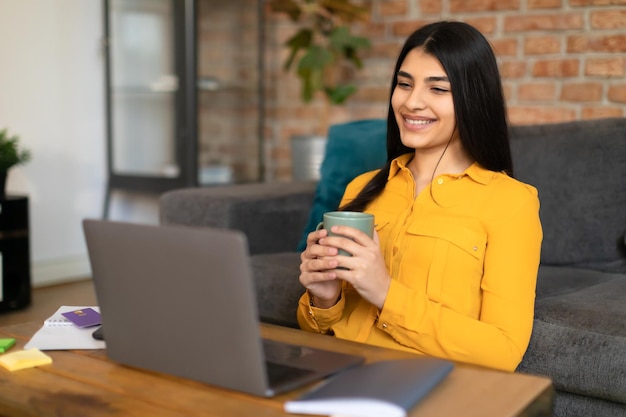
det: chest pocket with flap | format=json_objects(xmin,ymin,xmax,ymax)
[{"xmin": 405, "ymin": 220, "xmax": 486, "ymax": 312}]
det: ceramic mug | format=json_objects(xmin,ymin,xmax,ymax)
[{"xmin": 316, "ymin": 211, "xmax": 375, "ymax": 256}]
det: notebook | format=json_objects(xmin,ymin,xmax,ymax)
[
  {"xmin": 24, "ymin": 305, "xmax": 105, "ymax": 350},
  {"xmin": 82, "ymin": 219, "xmax": 364, "ymax": 397},
  {"xmin": 284, "ymin": 357, "xmax": 454, "ymax": 417}
]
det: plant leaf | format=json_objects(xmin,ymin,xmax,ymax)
[
  {"xmin": 0, "ymin": 128, "xmax": 31, "ymax": 170},
  {"xmin": 328, "ymin": 26, "xmax": 371, "ymax": 55},
  {"xmin": 284, "ymin": 29, "xmax": 313, "ymax": 70},
  {"xmin": 325, "ymin": 84, "xmax": 357, "ymax": 105},
  {"xmin": 268, "ymin": 0, "xmax": 302, "ymax": 21},
  {"xmin": 319, "ymin": 0, "xmax": 368, "ymax": 23},
  {"xmin": 297, "ymin": 45, "xmax": 331, "ymax": 102}
]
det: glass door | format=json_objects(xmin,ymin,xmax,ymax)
[
  {"xmin": 103, "ymin": 0, "xmax": 196, "ymax": 217},
  {"xmin": 196, "ymin": 0, "xmax": 264, "ymax": 184}
]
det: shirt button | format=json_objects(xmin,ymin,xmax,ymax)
[
  {"xmin": 308, "ymin": 310, "xmax": 314, "ymax": 315},
  {"xmin": 382, "ymin": 323, "xmax": 388, "ymax": 329},
  {"xmin": 473, "ymin": 246, "xmax": 478, "ymax": 251},
  {"xmin": 437, "ymin": 178, "xmax": 444, "ymax": 185}
]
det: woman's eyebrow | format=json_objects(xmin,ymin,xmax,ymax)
[
  {"xmin": 425, "ymin": 76, "xmax": 450, "ymax": 83},
  {"xmin": 397, "ymin": 70, "xmax": 413, "ymax": 80},
  {"xmin": 396, "ymin": 71, "xmax": 449, "ymax": 83}
]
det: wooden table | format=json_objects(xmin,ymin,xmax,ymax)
[{"xmin": 0, "ymin": 321, "xmax": 553, "ymax": 417}]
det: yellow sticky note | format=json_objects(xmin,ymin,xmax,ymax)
[{"xmin": 0, "ymin": 348, "xmax": 53, "ymax": 372}]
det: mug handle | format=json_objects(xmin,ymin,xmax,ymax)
[{"xmin": 315, "ymin": 222, "xmax": 324, "ymax": 231}]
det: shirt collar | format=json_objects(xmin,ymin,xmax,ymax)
[
  {"xmin": 388, "ymin": 153, "xmax": 497, "ymax": 185},
  {"xmin": 388, "ymin": 153, "xmax": 412, "ymax": 179},
  {"xmin": 463, "ymin": 162, "xmax": 496, "ymax": 185}
]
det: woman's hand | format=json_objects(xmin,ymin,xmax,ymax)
[
  {"xmin": 299, "ymin": 228, "xmax": 342, "ymax": 308},
  {"xmin": 300, "ymin": 225, "xmax": 391, "ymax": 310},
  {"xmin": 320, "ymin": 225, "xmax": 391, "ymax": 309}
]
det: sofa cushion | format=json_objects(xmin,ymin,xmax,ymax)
[
  {"xmin": 251, "ymin": 252, "xmax": 303, "ymax": 328},
  {"xmin": 510, "ymin": 118, "xmax": 626, "ymax": 272},
  {"xmin": 552, "ymin": 390, "xmax": 626, "ymax": 417},
  {"xmin": 519, "ymin": 277, "xmax": 626, "ymax": 404},
  {"xmin": 296, "ymin": 119, "xmax": 387, "ymax": 251},
  {"xmin": 535, "ymin": 265, "xmax": 625, "ymax": 300},
  {"xmin": 160, "ymin": 182, "xmax": 316, "ymax": 255}
]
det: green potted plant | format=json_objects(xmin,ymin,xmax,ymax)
[
  {"xmin": 0, "ymin": 128, "xmax": 32, "ymax": 199},
  {"xmin": 269, "ymin": 0, "xmax": 371, "ymax": 179},
  {"xmin": 270, "ymin": 0, "xmax": 371, "ymax": 105}
]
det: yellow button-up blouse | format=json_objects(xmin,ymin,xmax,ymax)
[{"xmin": 297, "ymin": 153, "xmax": 543, "ymax": 371}]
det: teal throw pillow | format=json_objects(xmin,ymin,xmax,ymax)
[{"xmin": 296, "ymin": 119, "xmax": 387, "ymax": 251}]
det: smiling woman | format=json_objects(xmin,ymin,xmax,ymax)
[
  {"xmin": 296, "ymin": 21, "xmax": 543, "ymax": 372},
  {"xmin": 391, "ymin": 48, "xmax": 471, "ymax": 195}
]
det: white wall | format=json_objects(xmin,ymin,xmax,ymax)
[{"xmin": 0, "ymin": 0, "xmax": 158, "ymax": 287}]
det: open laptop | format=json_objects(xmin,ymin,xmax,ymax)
[{"xmin": 82, "ymin": 219, "xmax": 364, "ymax": 397}]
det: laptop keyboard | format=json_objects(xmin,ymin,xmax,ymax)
[
  {"xmin": 265, "ymin": 361, "xmax": 315, "ymax": 387},
  {"xmin": 263, "ymin": 339, "xmax": 316, "ymax": 387}
]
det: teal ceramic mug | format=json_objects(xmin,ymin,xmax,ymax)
[{"xmin": 316, "ymin": 211, "xmax": 375, "ymax": 256}]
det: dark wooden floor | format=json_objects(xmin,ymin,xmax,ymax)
[{"xmin": 0, "ymin": 279, "xmax": 97, "ymax": 326}]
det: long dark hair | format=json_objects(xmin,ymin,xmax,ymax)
[{"xmin": 342, "ymin": 21, "xmax": 512, "ymax": 212}]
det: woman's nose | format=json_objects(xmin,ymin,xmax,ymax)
[{"xmin": 404, "ymin": 87, "xmax": 427, "ymax": 111}]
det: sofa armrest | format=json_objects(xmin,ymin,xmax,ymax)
[{"xmin": 159, "ymin": 181, "xmax": 316, "ymax": 255}]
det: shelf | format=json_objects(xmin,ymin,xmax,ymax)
[{"xmin": 196, "ymin": 77, "xmax": 255, "ymax": 93}]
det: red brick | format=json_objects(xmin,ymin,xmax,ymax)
[
  {"xmin": 532, "ymin": 59, "xmax": 580, "ymax": 77},
  {"xmin": 504, "ymin": 13, "xmax": 584, "ymax": 32},
  {"xmin": 328, "ymin": 106, "xmax": 352, "ymax": 126},
  {"xmin": 524, "ymin": 35, "xmax": 562, "ymax": 54},
  {"xmin": 420, "ymin": 0, "xmax": 442, "ymax": 14},
  {"xmin": 518, "ymin": 82, "xmax": 558, "ymax": 101},
  {"xmin": 343, "ymin": 105, "xmax": 388, "ymax": 121},
  {"xmin": 353, "ymin": 86, "xmax": 390, "ymax": 102},
  {"xmin": 566, "ymin": 35, "xmax": 587, "ymax": 53},
  {"xmin": 591, "ymin": 10, "xmax": 626, "ymax": 29},
  {"xmin": 528, "ymin": 0, "xmax": 562, "ymax": 8},
  {"xmin": 507, "ymin": 106, "xmax": 577, "ymax": 124},
  {"xmin": 608, "ymin": 84, "xmax": 626, "ymax": 103},
  {"xmin": 560, "ymin": 82, "xmax": 604, "ymax": 102},
  {"xmin": 491, "ymin": 38, "xmax": 519, "ymax": 57},
  {"xmin": 592, "ymin": 35, "xmax": 626, "ymax": 52},
  {"xmin": 379, "ymin": 1, "xmax": 408, "ymax": 17},
  {"xmin": 585, "ymin": 57, "xmax": 626, "ymax": 77},
  {"xmin": 450, "ymin": 0, "xmax": 520, "ymax": 12},
  {"xmin": 502, "ymin": 82, "xmax": 515, "ymax": 101},
  {"xmin": 391, "ymin": 20, "xmax": 434, "ymax": 38},
  {"xmin": 271, "ymin": 142, "xmax": 292, "ymax": 160},
  {"xmin": 360, "ymin": 22, "xmax": 386, "ymax": 40},
  {"xmin": 500, "ymin": 61, "xmax": 527, "ymax": 78},
  {"xmin": 465, "ymin": 17, "xmax": 498, "ymax": 34},
  {"xmin": 276, "ymin": 105, "xmax": 324, "ymax": 124},
  {"xmin": 568, "ymin": 34, "xmax": 626, "ymax": 53},
  {"xmin": 370, "ymin": 42, "xmax": 404, "ymax": 59},
  {"xmin": 582, "ymin": 107, "xmax": 625, "ymax": 119},
  {"xmin": 570, "ymin": 0, "xmax": 626, "ymax": 5},
  {"xmin": 360, "ymin": 61, "xmax": 395, "ymax": 85}
]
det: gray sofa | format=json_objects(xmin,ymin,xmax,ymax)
[{"xmin": 160, "ymin": 118, "xmax": 626, "ymax": 417}]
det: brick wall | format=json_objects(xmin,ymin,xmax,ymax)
[
  {"xmin": 263, "ymin": 0, "xmax": 626, "ymax": 181},
  {"xmin": 196, "ymin": 1, "xmax": 626, "ymax": 182}
]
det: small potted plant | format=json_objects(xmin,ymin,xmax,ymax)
[
  {"xmin": 0, "ymin": 128, "xmax": 32, "ymax": 199},
  {"xmin": 269, "ymin": 0, "xmax": 371, "ymax": 178},
  {"xmin": 270, "ymin": 0, "xmax": 371, "ymax": 105}
]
